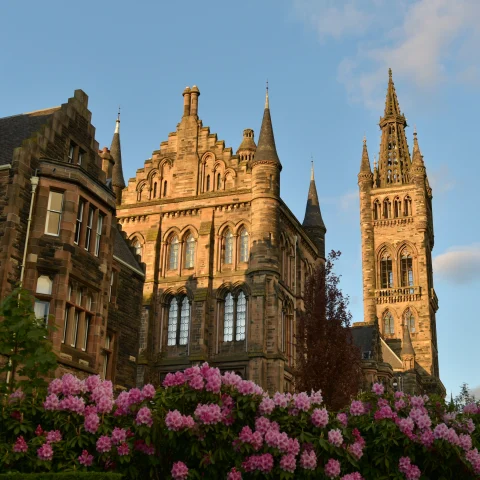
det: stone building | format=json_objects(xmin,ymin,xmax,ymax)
[
  {"xmin": 117, "ymin": 86, "xmax": 326, "ymax": 393},
  {"xmin": 0, "ymin": 90, "xmax": 144, "ymax": 389},
  {"xmin": 356, "ymin": 70, "xmax": 445, "ymax": 396}
]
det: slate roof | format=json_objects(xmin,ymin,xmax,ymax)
[
  {"xmin": 381, "ymin": 338, "xmax": 403, "ymax": 370},
  {"xmin": 303, "ymin": 179, "xmax": 326, "ymax": 230},
  {"xmin": 0, "ymin": 107, "xmax": 59, "ymax": 166},
  {"xmin": 253, "ymin": 101, "xmax": 282, "ymax": 170},
  {"xmin": 351, "ymin": 324, "xmax": 375, "ymax": 356},
  {"xmin": 113, "ymin": 227, "xmax": 143, "ymax": 274}
]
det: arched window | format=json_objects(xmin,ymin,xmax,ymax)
[
  {"xmin": 383, "ymin": 198, "xmax": 391, "ymax": 219},
  {"xmin": 137, "ymin": 185, "xmax": 145, "ymax": 202},
  {"xmin": 163, "ymin": 181, "xmax": 168, "ymax": 197},
  {"xmin": 36, "ymin": 275, "xmax": 53, "ymax": 295},
  {"xmin": 184, "ymin": 234, "xmax": 195, "ymax": 269},
  {"xmin": 373, "ymin": 199, "xmax": 381, "ymax": 220},
  {"xmin": 224, "ymin": 230, "xmax": 233, "ymax": 264},
  {"xmin": 394, "ymin": 197, "xmax": 402, "ymax": 218},
  {"xmin": 153, "ymin": 182, "xmax": 158, "ymax": 198},
  {"xmin": 167, "ymin": 296, "xmax": 190, "ymax": 346},
  {"xmin": 34, "ymin": 275, "xmax": 53, "ymax": 324},
  {"xmin": 383, "ymin": 311, "xmax": 394, "ymax": 335},
  {"xmin": 169, "ymin": 236, "xmax": 179, "ymax": 270},
  {"xmin": 206, "ymin": 175, "xmax": 211, "ymax": 192},
  {"xmin": 223, "ymin": 291, "xmax": 247, "ymax": 342},
  {"xmin": 133, "ymin": 239, "xmax": 142, "ymax": 259},
  {"xmin": 400, "ymin": 249, "xmax": 414, "ymax": 287},
  {"xmin": 404, "ymin": 195, "xmax": 412, "ymax": 216},
  {"xmin": 217, "ymin": 173, "xmax": 221, "ymax": 190},
  {"xmin": 404, "ymin": 309, "xmax": 415, "ymax": 333},
  {"xmin": 239, "ymin": 229, "xmax": 249, "ymax": 263},
  {"xmin": 380, "ymin": 253, "xmax": 393, "ymax": 288}
]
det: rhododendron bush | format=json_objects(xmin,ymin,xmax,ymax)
[{"xmin": 1, "ymin": 364, "xmax": 480, "ymax": 479}]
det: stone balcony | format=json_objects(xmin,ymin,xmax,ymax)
[{"xmin": 375, "ymin": 286, "xmax": 422, "ymax": 304}]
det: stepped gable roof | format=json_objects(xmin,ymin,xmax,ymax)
[{"xmin": 0, "ymin": 107, "xmax": 59, "ymax": 166}]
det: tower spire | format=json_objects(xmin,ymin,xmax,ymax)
[
  {"xmin": 310, "ymin": 156, "xmax": 314, "ymax": 181},
  {"xmin": 359, "ymin": 136, "xmax": 372, "ymax": 173},
  {"xmin": 377, "ymin": 69, "xmax": 412, "ymax": 187},
  {"xmin": 111, "ymin": 111, "xmax": 126, "ymax": 205},
  {"xmin": 253, "ymin": 85, "xmax": 281, "ymax": 170}
]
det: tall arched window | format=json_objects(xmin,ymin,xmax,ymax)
[
  {"xmin": 404, "ymin": 309, "xmax": 415, "ymax": 333},
  {"xmin": 404, "ymin": 195, "xmax": 412, "ymax": 216},
  {"xmin": 383, "ymin": 198, "xmax": 391, "ymax": 219},
  {"xmin": 206, "ymin": 175, "xmax": 211, "ymax": 192},
  {"xmin": 217, "ymin": 173, "xmax": 221, "ymax": 190},
  {"xmin": 169, "ymin": 236, "xmax": 179, "ymax": 270},
  {"xmin": 185, "ymin": 234, "xmax": 195, "ymax": 269},
  {"xmin": 239, "ymin": 229, "xmax": 249, "ymax": 263},
  {"xmin": 400, "ymin": 249, "xmax": 414, "ymax": 287},
  {"xmin": 163, "ymin": 181, "xmax": 168, "ymax": 197},
  {"xmin": 223, "ymin": 291, "xmax": 247, "ymax": 342},
  {"xmin": 394, "ymin": 197, "xmax": 402, "ymax": 218},
  {"xmin": 133, "ymin": 239, "xmax": 142, "ymax": 259},
  {"xmin": 380, "ymin": 253, "xmax": 393, "ymax": 288},
  {"xmin": 34, "ymin": 275, "xmax": 53, "ymax": 324},
  {"xmin": 224, "ymin": 230, "xmax": 233, "ymax": 264},
  {"xmin": 383, "ymin": 311, "xmax": 394, "ymax": 335},
  {"xmin": 153, "ymin": 182, "xmax": 158, "ymax": 198},
  {"xmin": 373, "ymin": 199, "xmax": 381, "ymax": 220},
  {"xmin": 167, "ymin": 296, "xmax": 190, "ymax": 346},
  {"xmin": 137, "ymin": 185, "xmax": 145, "ymax": 202}
]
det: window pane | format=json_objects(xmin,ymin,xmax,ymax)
[
  {"xmin": 185, "ymin": 235, "xmax": 195, "ymax": 268},
  {"xmin": 83, "ymin": 315, "xmax": 90, "ymax": 350},
  {"xmin": 224, "ymin": 231, "xmax": 233, "ymax": 264},
  {"xmin": 72, "ymin": 311, "xmax": 80, "ymax": 347},
  {"xmin": 383, "ymin": 312, "xmax": 394, "ymax": 335},
  {"xmin": 169, "ymin": 237, "xmax": 179, "ymax": 270},
  {"xmin": 240, "ymin": 230, "xmax": 249, "ymax": 263},
  {"xmin": 167, "ymin": 301, "xmax": 178, "ymax": 346},
  {"xmin": 224, "ymin": 293, "xmax": 234, "ymax": 342},
  {"xmin": 34, "ymin": 300, "xmax": 49, "ymax": 324},
  {"xmin": 236, "ymin": 292, "xmax": 246, "ymax": 341},
  {"xmin": 179, "ymin": 297, "xmax": 190, "ymax": 346},
  {"xmin": 62, "ymin": 307, "xmax": 69, "ymax": 343},
  {"xmin": 380, "ymin": 257, "xmax": 393, "ymax": 288},
  {"xmin": 46, "ymin": 211, "xmax": 61, "ymax": 235},
  {"xmin": 49, "ymin": 192, "xmax": 63, "ymax": 211},
  {"xmin": 36, "ymin": 275, "xmax": 52, "ymax": 295},
  {"xmin": 406, "ymin": 311, "xmax": 415, "ymax": 333}
]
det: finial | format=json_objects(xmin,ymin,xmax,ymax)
[
  {"xmin": 310, "ymin": 156, "xmax": 314, "ymax": 181},
  {"xmin": 363, "ymin": 134, "xmax": 366, "ymax": 145},
  {"xmin": 388, "ymin": 68, "xmax": 392, "ymax": 79},
  {"xmin": 265, "ymin": 79, "xmax": 269, "ymax": 109},
  {"xmin": 413, "ymin": 124, "xmax": 417, "ymax": 136},
  {"xmin": 115, "ymin": 106, "xmax": 120, "ymax": 134},
  {"xmin": 373, "ymin": 155, "xmax": 377, "ymax": 169}
]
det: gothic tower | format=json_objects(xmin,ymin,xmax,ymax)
[{"xmin": 358, "ymin": 69, "xmax": 443, "ymax": 394}]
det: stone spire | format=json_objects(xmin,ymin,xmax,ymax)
[
  {"xmin": 411, "ymin": 126, "xmax": 425, "ymax": 168},
  {"xmin": 252, "ymin": 85, "xmax": 282, "ymax": 170},
  {"xmin": 111, "ymin": 109, "xmax": 126, "ymax": 205},
  {"xmin": 377, "ymin": 69, "xmax": 412, "ymax": 187},
  {"xmin": 303, "ymin": 160, "xmax": 326, "ymax": 258},
  {"xmin": 359, "ymin": 136, "xmax": 372, "ymax": 173}
]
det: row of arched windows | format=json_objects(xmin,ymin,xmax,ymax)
[
  {"xmin": 137, "ymin": 180, "xmax": 168, "ymax": 202},
  {"xmin": 379, "ymin": 247, "xmax": 414, "ymax": 289},
  {"xmin": 383, "ymin": 308, "xmax": 416, "ymax": 336},
  {"xmin": 373, "ymin": 196, "xmax": 412, "ymax": 220},
  {"xmin": 165, "ymin": 290, "xmax": 247, "ymax": 347}
]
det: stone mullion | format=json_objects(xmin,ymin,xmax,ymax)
[
  {"xmin": 160, "ymin": 241, "xmax": 167, "ymax": 278},
  {"xmin": 178, "ymin": 241, "xmax": 184, "ymax": 276},
  {"xmin": 215, "ymin": 235, "xmax": 220, "ymax": 272},
  {"xmin": 233, "ymin": 234, "xmax": 238, "ymax": 270}
]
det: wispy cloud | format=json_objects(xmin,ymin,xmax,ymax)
[
  {"xmin": 293, "ymin": 0, "xmax": 480, "ymax": 109},
  {"xmin": 471, "ymin": 385, "xmax": 480, "ymax": 399},
  {"xmin": 320, "ymin": 190, "xmax": 358, "ymax": 212},
  {"xmin": 428, "ymin": 165, "xmax": 456, "ymax": 194},
  {"xmin": 433, "ymin": 243, "xmax": 480, "ymax": 285}
]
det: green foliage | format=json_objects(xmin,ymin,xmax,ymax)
[
  {"xmin": 0, "ymin": 474, "xmax": 122, "ymax": 479},
  {"xmin": 455, "ymin": 383, "xmax": 477, "ymax": 410},
  {"xmin": 0, "ymin": 287, "xmax": 58, "ymax": 393}
]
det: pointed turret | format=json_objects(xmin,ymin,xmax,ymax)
[
  {"xmin": 236, "ymin": 128, "xmax": 257, "ymax": 165},
  {"xmin": 111, "ymin": 111, "xmax": 126, "ymax": 206},
  {"xmin": 252, "ymin": 87, "xmax": 282, "ymax": 170},
  {"xmin": 377, "ymin": 69, "xmax": 412, "ymax": 187},
  {"xmin": 411, "ymin": 126, "xmax": 425, "ymax": 169},
  {"xmin": 358, "ymin": 137, "xmax": 374, "ymax": 188},
  {"xmin": 303, "ymin": 161, "xmax": 326, "ymax": 258}
]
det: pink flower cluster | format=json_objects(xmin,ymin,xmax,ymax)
[
  {"xmin": 371, "ymin": 382, "xmax": 385, "ymax": 395},
  {"xmin": 37, "ymin": 443, "xmax": 54, "ymax": 461},
  {"xmin": 165, "ymin": 410, "xmax": 195, "ymax": 431},
  {"xmin": 328, "ymin": 428, "xmax": 344, "ymax": 447},
  {"xmin": 350, "ymin": 400, "xmax": 365, "ymax": 416},
  {"xmin": 242, "ymin": 453, "xmax": 274, "ymax": 473},
  {"xmin": 136, "ymin": 406, "xmax": 153, "ymax": 427},
  {"xmin": 194, "ymin": 403, "xmax": 222, "ymax": 425},
  {"xmin": 227, "ymin": 467, "xmax": 243, "ymax": 480},
  {"xmin": 324, "ymin": 458, "xmax": 341, "ymax": 478},
  {"xmin": 78, "ymin": 449, "xmax": 94, "ymax": 466},
  {"xmin": 399, "ymin": 456, "xmax": 421, "ymax": 480},
  {"xmin": 13, "ymin": 436, "xmax": 28, "ymax": 453},
  {"xmin": 300, "ymin": 450, "xmax": 317, "ymax": 470},
  {"xmin": 466, "ymin": 448, "xmax": 480, "ymax": 475},
  {"xmin": 171, "ymin": 461, "xmax": 189, "ymax": 480},
  {"xmin": 311, "ymin": 408, "xmax": 329, "ymax": 428},
  {"xmin": 8, "ymin": 389, "xmax": 25, "ymax": 404}
]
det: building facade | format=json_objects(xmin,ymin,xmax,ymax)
[
  {"xmin": 117, "ymin": 87, "xmax": 326, "ymax": 393},
  {"xmin": 357, "ymin": 70, "xmax": 445, "ymax": 396},
  {"xmin": 0, "ymin": 90, "xmax": 144, "ymax": 389}
]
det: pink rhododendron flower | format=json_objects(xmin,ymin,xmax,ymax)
[
  {"xmin": 465, "ymin": 448, "xmax": 480, "ymax": 475},
  {"xmin": 337, "ymin": 412, "xmax": 348, "ymax": 427},
  {"xmin": 259, "ymin": 397, "xmax": 275, "ymax": 415},
  {"xmin": 311, "ymin": 408, "xmax": 329, "ymax": 428},
  {"xmin": 399, "ymin": 456, "xmax": 421, "ymax": 480},
  {"xmin": 171, "ymin": 461, "xmax": 189, "ymax": 480},
  {"xmin": 273, "ymin": 392, "xmax": 289, "ymax": 408},
  {"xmin": 300, "ymin": 450, "xmax": 317, "ymax": 470},
  {"xmin": 328, "ymin": 428, "xmax": 343, "ymax": 447},
  {"xmin": 194, "ymin": 403, "xmax": 222, "ymax": 425},
  {"xmin": 463, "ymin": 403, "xmax": 479, "ymax": 415},
  {"xmin": 280, "ymin": 453, "xmax": 296, "ymax": 473},
  {"xmin": 59, "ymin": 395, "xmax": 85, "ymax": 414},
  {"xmin": 165, "ymin": 410, "xmax": 195, "ymax": 431},
  {"xmin": 136, "ymin": 406, "xmax": 153, "ymax": 427},
  {"xmin": 227, "ymin": 467, "xmax": 242, "ymax": 480},
  {"xmin": 310, "ymin": 389, "xmax": 323, "ymax": 405},
  {"xmin": 142, "ymin": 383, "xmax": 156, "ymax": 399},
  {"xmin": 349, "ymin": 442, "xmax": 364, "ymax": 459},
  {"xmin": 287, "ymin": 437, "xmax": 300, "ymax": 456},
  {"xmin": 48, "ymin": 378, "xmax": 63, "ymax": 395},
  {"xmin": 44, "ymin": 394, "xmax": 60, "ymax": 411},
  {"xmin": 433, "ymin": 423, "xmax": 449, "ymax": 440},
  {"xmin": 111, "ymin": 427, "xmax": 127, "ymax": 445},
  {"xmin": 325, "ymin": 458, "xmax": 341, "ymax": 478},
  {"xmin": 78, "ymin": 450, "xmax": 94, "ymax": 467},
  {"xmin": 13, "ymin": 436, "xmax": 28, "ymax": 453},
  {"xmin": 117, "ymin": 442, "xmax": 130, "ymax": 456},
  {"xmin": 341, "ymin": 474, "xmax": 363, "ymax": 480},
  {"xmin": 350, "ymin": 400, "xmax": 365, "ymax": 416},
  {"xmin": 188, "ymin": 374, "xmax": 204, "ymax": 390},
  {"xmin": 242, "ymin": 453, "xmax": 274, "ymax": 474},
  {"xmin": 395, "ymin": 399, "xmax": 406, "ymax": 410},
  {"xmin": 127, "ymin": 388, "xmax": 143, "ymax": 406},
  {"xmin": 37, "ymin": 443, "xmax": 54, "ymax": 461},
  {"xmin": 46, "ymin": 430, "xmax": 62, "ymax": 443},
  {"xmin": 372, "ymin": 383, "xmax": 384, "ymax": 395},
  {"xmin": 96, "ymin": 395, "xmax": 114, "ymax": 414},
  {"xmin": 294, "ymin": 392, "xmax": 311, "ymax": 411},
  {"xmin": 35, "ymin": 425, "xmax": 43, "ymax": 436},
  {"xmin": 8, "ymin": 389, "xmax": 25, "ymax": 403},
  {"xmin": 221, "ymin": 371, "xmax": 242, "ymax": 387},
  {"xmin": 84, "ymin": 413, "xmax": 100, "ymax": 434},
  {"xmin": 61, "ymin": 374, "xmax": 83, "ymax": 396},
  {"xmin": 255, "ymin": 416, "xmax": 275, "ymax": 435},
  {"xmin": 458, "ymin": 433, "xmax": 472, "ymax": 451},
  {"xmin": 96, "ymin": 435, "xmax": 112, "ymax": 453},
  {"xmin": 410, "ymin": 396, "xmax": 425, "ymax": 408},
  {"xmin": 85, "ymin": 375, "xmax": 101, "ymax": 392}
]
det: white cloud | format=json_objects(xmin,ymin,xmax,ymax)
[
  {"xmin": 433, "ymin": 244, "xmax": 480, "ymax": 285},
  {"xmin": 339, "ymin": 190, "xmax": 359, "ymax": 211},
  {"xmin": 471, "ymin": 385, "xmax": 480, "ymax": 399},
  {"xmin": 428, "ymin": 165, "xmax": 456, "ymax": 194},
  {"xmin": 294, "ymin": 0, "xmax": 480, "ymax": 109}
]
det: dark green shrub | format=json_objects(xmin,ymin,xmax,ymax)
[{"xmin": 0, "ymin": 474, "xmax": 122, "ymax": 479}]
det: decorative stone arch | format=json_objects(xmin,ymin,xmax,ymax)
[
  {"xmin": 147, "ymin": 169, "xmax": 160, "ymax": 182},
  {"xmin": 179, "ymin": 225, "xmax": 199, "ymax": 241},
  {"xmin": 381, "ymin": 308, "xmax": 396, "ymax": 336},
  {"xmin": 231, "ymin": 281, "xmax": 251, "ymax": 298},
  {"xmin": 128, "ymin": 232, "xmax": 146, "ymax": 259},
  {"xmin": 224, "ymin": 167, "xmax": 236, "ymax": 179},
  {"xmin": 403, "ymin": 194, "xmax": 413, "ymax": 216},
  {"xmin": 200, "ymin": 151, "xmax": 216, "ymax": 164},
  {"xmin": 376, "ymin": 243, "xmax": 395, "ymax": 289},
  {"xmin": 224, "ymin": 168, "xmax": 236, "ymax": 190},
  {"xmin": 382, "ymin": 197, "xmax": 392, "ymax": 218},
  {"xmin": 217, "ymin": 221, "xmax": 236, "ymax": 237},
  {"xmin": 393, "ymin": 196, "xmax": 402, "ymax": 218},
  {"xmin": 213, "ymin": 160, "xmax": 226, "ymax": 172},
  {"xmin": 233, "ymin": 220, "xmax": 251, "ymax": 235},
  {"xmin": 373, "ymin": 198, "xmax": 381, "ymax": 220},
  {"xmin": 402, "ymin": 306, "xmax": 418, "ymax": 334},
  {"xmin": 162, "ymin": 226, "xmax": 181, "ymax": 243},
  {"xmin": 136, "ymin": 180, "xmax": 148, "ymax": 201},
  {"xmin": 159, "ymin": 157, "xmax": 174, "ymax": 173}
]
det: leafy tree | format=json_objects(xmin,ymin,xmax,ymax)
[
  {"xmin": 0, "ymin": 287, "xmax": 57, "ymax": 393},
  {"xmin": 454, "ymin": 382, "xmax": 476, "ymax": 409},
  {"xmin": 295, "ymin": 250, "xmax": 362, "ymax": 410}
]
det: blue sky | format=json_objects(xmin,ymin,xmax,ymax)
[{"xmin": 1, "ymin": 0, "xmax": 479, "ymax": 398}]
